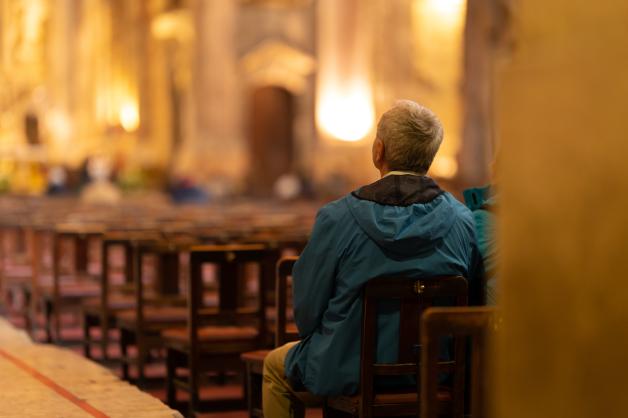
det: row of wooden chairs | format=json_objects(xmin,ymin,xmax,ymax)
[
  {"xmin": 0, "ymin": 197, "xmax": 496, "ymax": 418},
  {"xmin": 0, "ymin": 197, "xmax": 313, "ymax": 417},
  {"xmin": 242, "ymin": 266, "xmax": 497, "ymax": 418}
]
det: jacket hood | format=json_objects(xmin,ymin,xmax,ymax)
[{"xmin": 347, "ymin": 175, "xmax": 456, "ymax": 257}]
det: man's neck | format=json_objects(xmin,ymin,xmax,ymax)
[{"xmin": 382, "ymin": 170, "xmax": 423, "ymax": 178}]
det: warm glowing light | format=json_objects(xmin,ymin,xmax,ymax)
[
  {"xmin": 317, "ymin": 83, "xmax": 375, "ymax": 142},
  {"xmin": 22, "ymin": 0, "xmax": 47, "ymax": 48},
  {"xmin": 151, "ymin": 10, "xmax": 193, "ymax": 41},
  {"xmin": 430, "ymin": 155, "xmax": 458, "ymax": 178},
  {"xmin": 46, "ymin": 109, "xmax": 72, "ymax": 144},
  {"xmin": 317, "ymin": 0, "xmax": 374, "ymax": 142},
  {"xmin": 119, "ymin": 102, "xmax": 139, "ymax": 132},
  {"xmin": 421, "ymin": 0, "xmax": 466, "ymax": 27}
]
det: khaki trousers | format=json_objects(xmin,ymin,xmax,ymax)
[{"xmin": 262, "ymin": 342, "xmax": 323, "ymax": 418}]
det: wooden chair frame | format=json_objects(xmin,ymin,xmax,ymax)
[
  {"xmin": 43, "ymin": 227, "xmax": 103, "ymax": 343},
  {"xmin": 421, "ymin": 307, "xmax": 497, "ymax": 418},
  {"xmin": 165, "ymin": 244, "xmax": 279, "ymax": 417},
  {"xmin": 82, "ymin": 237, "xmax": 135, "ymax": 360},
  {"xmin": 324, "ymin": 275, "xmax": 469, "ymax": 418},
  {"xmin": 118, "ymin": 241, "xmax": 184, "ymax": 385},
  {"xmin": 0, "ymin": 225, "xmax": 34, "ymax": 321},
  {"xmin": 242, "ymin": 255, "xmax": 300, "ymax": 418}
]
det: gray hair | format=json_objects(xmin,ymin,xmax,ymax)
[{"xmin": 376, "ymin": 100, "xmax": 444, "ymax": 174}]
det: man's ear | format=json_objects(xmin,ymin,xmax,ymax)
[{"xmin": 372, "ymin": 138, "xmax": 385, "ymax": 170}]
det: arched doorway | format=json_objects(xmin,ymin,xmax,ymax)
[{"xmin": 247, "ymin": 86, "xmax": 295, "ymax": 196}]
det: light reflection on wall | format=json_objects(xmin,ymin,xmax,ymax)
[{"xmin": 316, "ymin": 0, "xmax": 374, "ymax": 143}]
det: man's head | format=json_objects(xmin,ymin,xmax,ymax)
[{"xmin": 372, "ymin": 100, "xmax": 444, "ymax": 176}]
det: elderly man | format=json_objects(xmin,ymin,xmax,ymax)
[{"xmin": 263, "ymin": 100, "xmax": 483, "ymax": 417}]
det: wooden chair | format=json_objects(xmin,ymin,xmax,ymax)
[
  {"xmin": 324, "ymin": 276, "xmax": 469, "ymax": 418},
  {"xmin": 163, "ymin": 244, "xmax": 280, "ymax": 417},
  {"xmin": 0, "ymin": 224, "xmax": 35, "ymax": 324},
  {"xmin": 421, "ymin": 307, "xmax": 497, "ymax": 418},
  {"xmin": 35, "ymin": 224, "xmax": 104, "ymax": 343},
  {"xmin": 20, "ymin": 226, "xmax": 49, "ymax": 337},
  {"xmin": 241, "ymin": 256, "xmax": 300, "ymax": 418},
  {"xmin": 82, "ymin": 236, "xmax": 136, "ymax": 360},
  {"xmin": 116, "ymin": 241, "xmax": 189, "ymax": 385},
  {"xmin": 81, "ymin": 227, "xmax": 166, "ymax": 361}
]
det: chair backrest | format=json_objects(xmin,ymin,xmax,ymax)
[
  {"xmin": 275, "ymin": 256, "xmax": 299, "ymax": 347},
  {"xmin": 421, "ymin": 307, "xmax": 497, "ymax": 418},
  {"xmin": 187, "ymin": 244, "xmax": 280, "ymax": 345},
  {"xmin": 133, "ymin": 240, "xmax": 184, "ymax": 332},
  {"xmin": 359, "ymin": 276, "xmax": 469, "ymax": 417}
]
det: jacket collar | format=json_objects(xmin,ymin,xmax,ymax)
[{"xmin": 351, "ymin": 174, "xmax": 444, "ymax": 206}]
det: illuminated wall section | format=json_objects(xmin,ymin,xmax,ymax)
[
  {"xmin": 316, "ymin": 0, "xmax": 374, "ymax": 143},
  {"xmin": 412, "ymin": 0, "xmax": 466, "ymax": 179}
]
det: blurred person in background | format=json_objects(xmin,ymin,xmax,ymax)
[{"xmin": 463, "ymin": 185, "xmax": 497, "ymax": 304}]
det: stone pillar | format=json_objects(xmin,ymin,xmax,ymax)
[
  {"xmin": 46, "ymin": 0, "xmax": 78, "ymax": 158},
  {"xmin": 457, "ymin": 0, "xmax": 496, "ymax": 188},
  {"xmin": 189, "ymin": 0, "xmax": 243, "ymax": 187},
  {"xmin": 495, "ymin": 2, "xmax": 628, "ymax": 418}
]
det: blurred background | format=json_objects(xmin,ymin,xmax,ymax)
[
  {"xmin": 3, "ymin": 1, "xmax": 628, "ymax": 418},
  {"xmin": 0, "ymin": 0, "xmax": 505, "ymax": 201}
]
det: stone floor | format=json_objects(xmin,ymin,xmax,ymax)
[
  {"xmin": 0, "ymin": 317, "xmax": 182, "ymax": 418},
  {"xmin": 0, "ymin": 315, "xmax": 322, "ymax": 417}
]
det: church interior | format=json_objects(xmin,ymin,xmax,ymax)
[{"xmin": 1, "ymin": 0, "xmax": 627, "ymax": 417}]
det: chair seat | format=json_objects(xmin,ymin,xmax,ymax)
[
  {"xmin": 82, "ymin": 294, "xmax": 136, "ymax": 314},
  {"xmin": 41, "ymin": 281, "xmax": 100, "ymax": 299},
  {"xmin": 162, "ymin": 325, "xmax": 259, "ymax": 344},
  {"xmin": 2, "ymin": 265, "xmax": 31, "ymax": 278},
  {"xmin": 2, "ymin": 274, "xmax": 30, "ymax": 288},
  {"xmin": 241, "ymin": 349, "xmax": 270, "ymax": 375},
  {"xmin": 116, "ymin": 306, "xmax": 188, "ymax": 329},
  {"xmin": 240, "ymin": 349, "xmax": 270, "ymax": 363}
]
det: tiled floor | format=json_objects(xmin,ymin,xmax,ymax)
[
  {"xmin": 0, "ymin": 317, "xmax": 182, "ymax": 418},
  {"xmin": 2, "ymin": 312, "xmax": 323, "ymax": 417}
]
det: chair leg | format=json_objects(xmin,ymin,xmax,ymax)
[
  {"xmin": 82, "ymin": 314, "xmax": 92, "ymax": 359},
  {"xmin": 136, "ymin": 339, "xmax": 146, "ymax": 388},
  {"xmin": 245, "ymin": 365, "xmax": 264, "ymax": 418},
  {"xmin": 189, "ymin": 357, "xmax": 200, "ymax": 418},
  {"xmin": 44, "ymin": 299, "xmax": 53, "ymax": 343},
  {"xmin": 244, "ymin": 364, "xmax": 252, "ymax": 417},
  {"xmin": 166, "ymin": 348, "xmax": 177, "ymax": 408},
  {"xmin": 54, "ymin": 303, "xmax": 61, "ymax": 343},
  {"xmin": 23, "ymin": 287, "xmax": 32, "ymax": 335},
  {"xmin": 120, "ymin": 329, "xmax": 130, "ymax": 380},
  {"xmin": 101, "ymin": 316, "xmax": 109, "ymax": 362}
]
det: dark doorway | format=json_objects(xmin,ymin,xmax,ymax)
[{"xmin": 247, "ymin": 86, "xmax": 295, "ymax": 196}]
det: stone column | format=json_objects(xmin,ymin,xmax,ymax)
[
  {"xmin": 457, "ymin": 0, "xmax": 495, "ymax": 187},
  {"xmin": 189, "ymin": 0, "xmax": 243, "ymax": 187}
]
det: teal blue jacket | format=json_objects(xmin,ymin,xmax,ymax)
[{"xmin": 285, "ymin": 175, "xmax": 483, "ymax": 396}]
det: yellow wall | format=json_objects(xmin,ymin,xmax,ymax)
[{"xmin": 496, "ymin": 1, "xmax": 628, "ymax": 417}]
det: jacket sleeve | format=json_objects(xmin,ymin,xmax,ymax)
[{"xmin": 292, "ymin": 207, "xmax": 339, "ymax": 337}]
